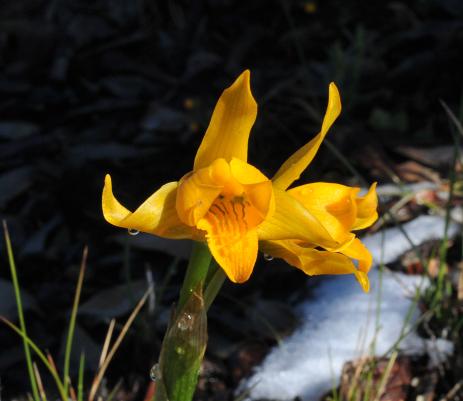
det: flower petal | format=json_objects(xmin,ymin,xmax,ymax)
[
  {"xmin": 102, "ymin": 174, "xmax": 194, "ymax": 239},
  {"xmin": 194, "ymin": 70, "xmax": 257, "ymax": 170},
  {"xmin": 260, "ymin": 239, "xmax": 370, "ymax": 292},
  {"xmin": 230, "ymin": 157, "xmax": 275, "ymax": 221},
  {"xmin": 257, "ymin": 188, "xmax": 349, "ymax": 249},
  {"xmin": 175, "ymin": 160, "xmax": 226, "ymax": 226},
  {"xmin": 353, "ymin": 182, "xmax": 379, "ymax": 230},
  {"xmin": 341, "ymin": 237, "xmax": 373, "ymax": 273},
  {"xmin": 229, "ymin": 157, "xmax": 269, "ymax": 184},
  {"xmin": 198, "ymin": 207, "xmax": 258, "ymax": 284},
  {"xmin": 272, "ymin": 83, "xmax": 342, "ymax": 190},
  {"xmin": 288, "ymin": 182, "xmax": 359, "ymax": 242}
]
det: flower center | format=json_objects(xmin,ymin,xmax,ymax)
[
  {"xmin": 175, "ymin": 157, "xmax": 274, "ymax": 282},
  {"xmin": 199, "ymin": 193, "xmax": 251, "ymax": 247}
]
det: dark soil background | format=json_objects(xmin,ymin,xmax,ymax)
[{"xmin": 1, "ymin": 0, "xmax": 463, "ymax": 399}]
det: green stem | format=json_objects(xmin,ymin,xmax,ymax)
[
  {"xmin": 178, "ymin": 242, "xmax": 212, "ymax": 311},
  {"xmin": 204, "ymin": 263, "xmax": 226, "ymax": 311},
  {"xmin": 154, "ymin": 242, "xmax": 216, "ymax": 401}
]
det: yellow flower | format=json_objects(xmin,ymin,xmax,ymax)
[
  {"xmin": 260, "ymin": 184, "xmax": 378, "ymax": 292},
  {"xmin": 256, "ymin": 83, "xmax": 379, "ymax": 292},
  {"xmin": 102, "ymin": 71, "xmax": 368, "ymax": 285}
]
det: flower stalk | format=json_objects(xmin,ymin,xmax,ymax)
[
  {"xmin": 178, "ymin": 242, "xmax": 212, "ymax": 311},
  {"xmin": 154, "ymin": 243, "xmax": 211, "ymax": 401}
]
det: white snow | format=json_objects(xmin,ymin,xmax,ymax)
[{"xmin": 239, "ymin": 215, "xmax": 459, "ymax": 401}]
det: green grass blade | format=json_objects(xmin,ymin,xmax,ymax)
[
  {"xmin": 77, "ymin": 352, "xmax": 85, "ymax": 401},
  {"xmin": 63, "ymin": 247, "xmax": 88, "ymax": 397},
  {"xmin": 0, "ymin": 316, "xmax": 67, "ymax": 400},
  {"xmin": 434, "ymin": 100, "xmax": 462, "ymax": 307},
  {"xmin": 106, "ymin": 380, "xmax": 122, "ymax": 401},
  {"xmin": 2, "ymin": 221, "xmax": 40, "ymax": 401}
]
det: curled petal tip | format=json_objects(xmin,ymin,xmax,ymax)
[
  {"xmin": 355, "ymin": 271, "xmax": 370, "ymax": 293},
  {"xmin": 241, "ymin": 69, "xmax": 251, "ymax": 80},
  {"xmin": 236, "ymin": 70, "xmax": 253, "ymax": 98},
  {"xmin": 102, "ymin": 173, "xmax": 131, "ymax": 226},
  {"xmin": 328, "ymin": 82, "xmax": 341, "ymax": 113}
]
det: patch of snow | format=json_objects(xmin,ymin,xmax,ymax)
[
  {"xmin": 375, "ymin": 182, "xmax": 438, "ymax": 197},
  {"xmin": 239, "ymin": 215, "xmax": 458, "ymax": 401}
]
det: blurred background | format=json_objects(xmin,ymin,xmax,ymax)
[{"xmin": 1, "ymin": 0, "xmax": 463, "ymax": 399}]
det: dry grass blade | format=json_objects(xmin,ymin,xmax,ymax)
[
  {"xmin": 346, "ymin": 358, "xmax": 368, "ymax": 400},
  {"xmin": 88, "ymin": 286, "xmax": 153, "ymax": 401},
  {"xmin": 33, "ymin": 362, "xmax": 47, "ymax": 401},
  {"xmin": 98, "ymin": 319, "xmax": 116, "ymax": 369},
  {"xmin": 64, "ymin": 246, "xmax": 88, "ymax": 397},
  {"xmin": 69, "ymin": 382, "xmax": 77, "ymax": 401},
  {"xmin": 46, "ymin": 352, "xmax": 58, "ymax": 374},
  {"xmin": 441, "ymin": 379, "xmax": 463, "ymax": 401},
  {"xmin": 372, "ymin": 351, "xmax": 398, "ymax": 401}
]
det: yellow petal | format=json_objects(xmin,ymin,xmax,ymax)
[
  {"xmin": 197, "ymin": 200, "xmax": 259, "ymax": 283},
  {"xmin": 259, "ymin": 239, "xmax": 305, "ymax": 270},
  {"xmin": 353, "ymin": 182, "xmax": 379, "ymax": 230},
  {"xmin": 288, "ymin": 182, "xmax": 359, "ymax": 242},
  {"xmin": 229, "ymin": 157, "xmax": 269, "ymax": 184},
  {"xmin": 175, "ymin": 160, "xmax": 226, "ymax": 226},
  {"xmin": 341, "ymin": 237, "xmax": 373, "ymax": 273},
  {"xmin": 260, "ymin": 239, "xmax": 370, "ymax": 292},
  {"xmin": 230, "ymin": 158, "xmax": 275, "ymax": 221},
  {"xmin": 176, "ymin": 158, "xmax": 274, "ymax": 227},
  {"xmin": 257, "ymin": 188, "xmax": 349, "ymax": 249},
  {"xmin": 272, "ymin": 83, "xmax": 342, "ymax": 190},
  {"xmin": 102, "ymin": 174, "xmax": 194, "ymax": 239},
  {"xmin": 194, "ymin": 70, "xmax": 257, "ymax": 170},
  {"xmin": 354, "ymin": 271, "xmax": 370, "ymax": 292}
]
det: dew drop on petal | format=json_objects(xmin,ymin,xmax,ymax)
[
  {"xmin": 150, "ymin": 363, "xmax": 161, "ymax": 382},
  {"xmin": 263, "ymin": 254, "xmax": 274, "ymax": 261},
  {"xmin": 128, "ymin": 228, "xmax": 140, "ymax": 236}
]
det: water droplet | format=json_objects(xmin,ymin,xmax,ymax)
[
  {"xmin": 263, "ymin": 254, "xmax": 274, "ymax": 261},
  {"xmin": 150, "ymin": 363, "xmax": 161, "ymax": 382},
  {"xmin": 128, "ymin": 228, "xmax": 139, "ymax": 236},
  {"xmin": 175, "ymin": 346, "xmax": 185, "ymax": 355},
  {"xmin": 177, "ymin": 313, "xmax": 193, "ymax": 331}
]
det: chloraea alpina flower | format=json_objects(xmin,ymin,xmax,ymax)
[{"xmin": 102, "ymin": 70, "xmax": 377, "ymax": 289}]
